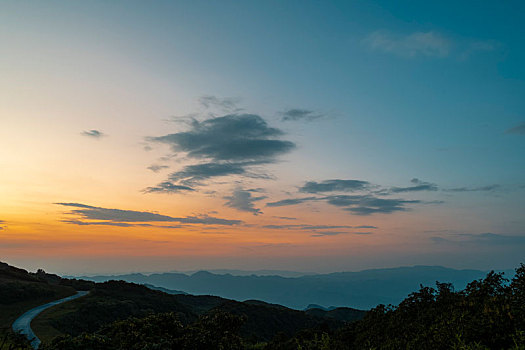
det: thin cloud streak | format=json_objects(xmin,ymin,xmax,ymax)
[
  {"xmin": 431, "ymin": 233, "xmax": 525, "ymax": 245},
  {"xmin": 300, "ymin": 179, "xmax": 370, "ymax": 193},
  {"xmin": 311, "ymin": 231, "xmax": 372, "ymax": 237},
  {"xmin": 505, "ymin": 122, "xmax": 525, "ymax": 135},
  {"xmin": 365, "ymin": 31, "xmax": 451, "ymax": 58},
  {"xmin": 280, "ymin": 109, "xmax": 325, "ymax": 122},
  {"xmin": 390, "ymin": 178, "xmax": 438, "ymax": 193},
  {"xmin": 56, "ymin": 202, "xmax": 242, "ymax": 226},
  {"xmin": 81, "ymin": 129, "xmax": 105, "ymax": 139}
]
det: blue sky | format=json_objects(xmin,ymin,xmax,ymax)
[{"xmin": 0, "ymin": 1, "xmax": 523, "ymax": 274}]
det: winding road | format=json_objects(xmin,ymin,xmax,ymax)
[{"xmin": 12, "ymin": 291, "xmax": 89, "ymax": 349}]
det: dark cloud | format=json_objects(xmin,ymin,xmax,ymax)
[
  {"xmin": 62, "ymin": 220, "xmax": 139, "ymax": 227},
  {"xmin": 147, "ymin": 114, "xmax": 295, "ymax": 193},
  {"xmin": 339, "ymin": 196, "xmax": 420, "ymax": 215},
  {"xmin": 143, "ymin": 182, "xmax": 195, "ymax": 194},
  {"xmin": 149, "ymin": 114, "xmax": 295, "ymax": 161},
  {"xmin": 280, "ymin": 109, "xmax": 324, "ymax": 122},
  {"xmin": 147, "ymin": 165, "xmax": 169, "ymax": 173},
  {"xmin": 245, "ymin": 188, "xmax": 266, "ymax": 193},
  {"xmin": 177, "ymin": 215, "xmax": 243, "ymax": 225},
  {"xmin": 199, "ymin": 95, "xmax": 242, "ymax": 112},
  {"xmin": 224, "ymin": 188, "xmax": 267, "ymax": 215},
  {"xmin": 168, "ymin": 162, "xmax": 249, "ymax": 186},
  {"xmin": 355, "ymin": 225, "xmax": 378, "ymax": 229},
  {"xmin": 272, "ymin": 216, "xmax": 297, "ymax": 220},
  {"xmin": 266, "ymin": 194, "xmax": 421, "ymax": 215},
  {"xmin": 62, "ymin": 220, "xmax": 184, "ymax": 229},
  {"xmin": 323, "ymin": 195, "xmax": 367, "ymax": 206},
  {"xmin": 432, "ymin": 233, "xmax": 525, "ymax": 245},
  {"xmin": 56, "ymin": 203, "xmax": 97, "ymax": 209},
  {"xmin": 265, "ymin": 197, "xmax": 319, "ymax": 207},
  {"xmin": 505, "ymin": 122, "xmax": 525, "ymax": 135},
  {"xmin": 299, "ymin": 179, "xmax": 370, "ymax": 193},
  {"xmin": 144, "ymin": 162, "xmax": 273, "ymax": 194},
  {"xmin": 81, "ymin": 130, "xmax": 105, "ymax": 138},
  {"xmin": 390, "ymin": 178, "xmax": 438, "ymax": 193},
  {"xmin": 263, "ymin": 224, "xmax": 355, "ymax": 230},
  {"xmin": 311, "ymin": 231, "xmax": 372, "ymax": 237},
  {"xmin": 444, "ymin": 184, "xmax": 500, "ymax": 192},
  {"xmin": 56, "ymin": 202, "xmax": 242, "ymax": 226}
]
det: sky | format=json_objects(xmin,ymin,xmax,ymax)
[{"xmin": 1, "ymin": 0, "xmax": 524, "ymax": 275}]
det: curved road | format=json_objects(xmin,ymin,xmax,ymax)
[{"xmin": 12, "ymin": 291, "xmax": 89, "ymax": 349}]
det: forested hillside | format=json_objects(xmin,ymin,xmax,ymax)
[
  {"xmin": 40, "ymin": 264, "xmax": 525, "ymax": 349},
  {"xmin": 3, "ymin": 261, "xmax": 524, "ymax": 349}
]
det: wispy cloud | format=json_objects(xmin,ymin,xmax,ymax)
[
  {"xmin": 267, "ymin": 194, "xmax": 421, "ymax": 215},
  {"xmin": 56, "ymin": 202, "xmax": 242, "ymax": 226},
  {"xmin": 143, "ymin": 182, "xmax": 196, "ymax": 194},
  {"xmin": 444, "ymin": 184, "xmax": 500, "ymax": 193},
  {"xmin": 432, "ymin": 233, "xmax": 525, "ymax": 245},
  {"xmin": 311, "ymin": 231, "xmax": 372, "ymax": 237},
  {"xmin": 390, "ymin": 178, "xmax": 438, "ymax": 193},
  {"xmin": 266, "ymin": 197, "xmax": 319, "ymax": 207},
  {"xmin": 199, "ymin": 95, "xmax": 243, "ymax": 113},
  {"xmin": 365, "ymin": 31, "xmax": 451, "ymax": 58},
  {"xmin": 147, "ymin": 165, "xmax": 169, "ymax": 173},
  {"xmin": 224, "ymin": 188, "xmax": 267, "ymax": 215},
  {"xmin": 329, "ymin": 195, "xmax": 421, "ymax": 215},
  {"xmin": 272, "ymin": 216, "xmax": 298, "ymax": 221},
  {"xmin": 300, "ymin": 179, "xmax": 370, "ymax": 193},
  {"xmin": 81, "ymin": 129, "xmax": 105, "ymax": 139},
  {"xmin": 459, "ymin": 40, "xmax": 498, "ymax": 60},
  {"xmin": 166, "ymin": 161, "xmax": 270, "ymax": 187},
  {"xmin": 261, "ymin": 222, "xmax": 375, "ymax": 237},
  {"xmin": 365, "ymin": 30, "xmax": 499, "ymax": 60},
  {"xmin": 280, "ymin": 109, "xmax": 325, "ymax": 122},
  {"xmin": 506, "ymin": 122, "xmax": 525, "ymax": 135},
  {"xmin": 263, "ymin": 224, "xmax": 355, "ymax": 230}
]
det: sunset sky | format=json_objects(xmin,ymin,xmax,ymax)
[{"xmin": 1, "ymin": 1, "xmax": 524, "ymax": 275}]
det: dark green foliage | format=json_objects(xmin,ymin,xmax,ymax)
[
  {"xmin": 0, "ymin": 328, "xmax": 33, "ymax": 350},
  {"xmin": 304, "ymin": 307, "xmax": 364, "ymax": 322},
  {"xmin": 272, "ymin": 264, "xmax": 525, "ymax": 350},
  {"xmin": 0, "ymin": 282, "xmax": 60, "ymax": 305},
  {"xmin": 214, "ymin": 299, "xmax": 340, "ymax": 341},
  {"xmin": 42, "ymin": 312, "xmax": 245, "ymax": 350}
]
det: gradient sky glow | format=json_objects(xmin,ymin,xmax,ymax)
[{"xmin": 1, "ymin": 1, "xmax": 524, "ymax": 275}]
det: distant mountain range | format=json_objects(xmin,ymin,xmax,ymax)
[{"xmin": 75, "ymin": 265, "xmax": 513, "ymax": 309}]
